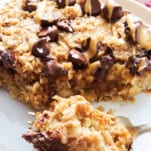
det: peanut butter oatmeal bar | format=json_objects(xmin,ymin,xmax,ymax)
[
  {"xmin": 23, "ymin": 95, "xmax": 132, "ymax": 151},
  {"xmin": 1, "ymin": 0, "xmax": 151, "ymax": 109}
]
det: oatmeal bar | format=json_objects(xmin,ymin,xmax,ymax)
[
  {"xmin": 1, "ymin": 0, "xmax": 151, "ymax": 109},
  {"xmin": 23, "ymin": 95, "xmax": 132, "ymax": 151}
]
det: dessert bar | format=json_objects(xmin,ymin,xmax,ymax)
[{"xmin": 0, "ymin": 0, "xmax": 151, "ymax": 109}]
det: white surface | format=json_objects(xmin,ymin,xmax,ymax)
[
  {"xmin": 116, "ymin": 0, "xmax": 151, "ymax": 25},
  {"xmin": 0, "ymin": 0, "xmax": 151, "ymax": 151},
  {"xmin": 0, "ymin": 89, "xmax": 33, "ymax": 151}
]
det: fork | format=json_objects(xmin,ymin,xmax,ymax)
[{"xmin": 117, "ymin": 116, "xmax": 151, "ymax": 137}]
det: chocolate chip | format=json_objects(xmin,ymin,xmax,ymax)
[
  {"xmin": 111, "ymin": 6, "xmax": 124, "ymax": 22},
  {"xmin": 46, "ymin": 81, "xmax": 57, "ymax": 99},
  {"xmin": 101, "ymin": 6, "xmax": 108, "ymax": 21},
  {"xmin": 82, "ymin": 37, "xmax": 91, "ymax": 51},
  {"xmin": 102, "ymin": 2, "xmax": 124, "ymax": 23},
  {"xmin": 126, "ymin": 56, "xmax": 151, "ymax": 75},
  {"xmin": 23, "ymin": 132, "xmax": 68, "ymax": 151},
  {"xmin": 91, "ymin": 0, "xmax": 101, "ymax": 16},
  {"xmin": 68, "ymin": 0, "xmax": 76, "ymax": 6},
  {"xmin": 105, "ymin": 47, "xmax": 113, "ymax": 56},
  {"xmin": 55, "ymin": 0, "xmax": 76, "ymax": 8},
  {"xmin": 45, "ymin": 60, "xmax": 67, "ymax": 78},
  {"xmin": 90, "ymin": 45, "xmax": 113, "ymax": 63},
  {"xmin": 38, "ymin": 26, "xmax": 59, "ymax": 42},
  {"xmin": 0, "ymin": 50, "xmax": 14, "ymax": 71},
  {"xmin": 41, "ymin": 12, "xmax": 61, "ymax": 27},
  {"xmin": 94, "ymin": 55, "xmax": 114, "ymax": 81},
  {"xmin": 38, "ymin": 29, "xmax": 51, "ymax": 39},
  {"xmin": 68, "ymin": 49, "xmax": 88, "ymax": 70},
  {"xmin": 32, "ymin": 39, "xmax": 50, "ymax": 58},
  {"xmin": 80, "ymin": 0, "xmax": 101, "ymax": 16},
  {"xmin": 57, "ymin": 20, "xmax": 74, "ymax": 33},
  {"xmin": 126, "ymin": 56, "xmax": 140, "ymax": 75},
  {"xmin": 75, "ymin": 47, "xmax": 85, "ymax": 53},
  {"xmin": 41, "ymin": 19, "xmax": 52, "ymax": 28},
  {"xmin": 100, "ymin": 55, "xmax": 114, "ymax": 71},
  {"xmin": 22, "ymin": 0, "xmax": 39, "ymax": 12},
  {"xmin": 56, "ymin": 0, "xmax": 65, "ymax": 8},
  {"xmin": 44, "ymin": 60, "xmax": 67, "ymax": 99},
  {"xmin": 75, "ymin": 37, "xmax": 91, "ymax": 53}
]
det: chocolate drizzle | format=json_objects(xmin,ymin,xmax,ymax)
[{"xmin": 0, "ymin": 50, "xmax": 15, "ymax": 72}]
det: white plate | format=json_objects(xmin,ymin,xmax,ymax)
[{"xmin": 1, "ymin": 0, "xmax": 151, "ymax": 151}]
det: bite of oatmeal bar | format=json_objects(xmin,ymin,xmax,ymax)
[
  {"xmin": 23, "ymin": 95, "xmax": 132, "ymax": 151},
  {"xmin": 1, "ymin": 0, "xmax": 151, "ymax": 109}
]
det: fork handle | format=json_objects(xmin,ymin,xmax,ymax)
[{"xmin": 135, "ymin": 124, "xmax": 151, "ymax": 137}]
